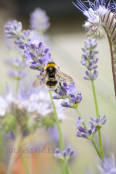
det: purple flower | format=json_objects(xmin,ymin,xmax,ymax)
[
  {"xmin": 62, "ymin": 82, "xmax": 78, "ymax": 96},
  {"xmin": 98, "ymin": 154, "xmax": 116, "ymax": 174},
  {"xmin": 6, "ymin": 57, "xmax": 26, "ymax": 68},
  {"xmin": 81, "ymin": 38, "xmax": 99, "ymax": 80},
  {"xmin": 5, "ymin": 20, "xmax": 22, "ymax": 38},
  {"xmin": 8, "ymin": 70, "xmax": 26, "ymax": 80},
  {"xmin": 75, "ymin": 117, "xmax": 83, "ymax": 128},
  {"xmin": 29, "ymin": 8, "xmax": 50, "ymax": 32},
  {"xmin": 75, "ymin": 117, "xmax": 98, "ymax": 139},
  {"xmin": 89, "ymin": 115, "xmax": 107, "ymax": 129},
  {"xmin": 14, "ymin": 30, "xmax": 38, "ymax": 47},
  {"xmin": 88, "ymin": 125, "xmax": 97, "ymax": 135},
  {"xmin": 8, "ymin": 130, "xmax": 28, "ymax": 139},
  {"xmin": 54, "ymin": 147, "xmax": 74, "ymax": 162},
  {"xmin": 47, "ymin": 126, "xmax": 59, "ymax": 142},
  {"xmin": 76, "ymin": 125, "xmax": 89, "ymax": 138},
  {"xmin": 53, "ymin": 82, "xmax": 82, "ymax": 108},
  {"xmin": 73, "ymin": 0, "xmax": 116, "ymax": 39},
  {"xmin": 24, "ymin": 36, "xmax": 51, "ymax": 70},
  {"xmin": 0, "ymin": 85, "xmax": 66, "ymax": 121}
]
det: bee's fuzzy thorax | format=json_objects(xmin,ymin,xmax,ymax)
[{"xmin": 44, "ymin": 62, "xmax": 58, "ymax": 70}]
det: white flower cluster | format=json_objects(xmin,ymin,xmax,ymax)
[{"xmin": 0, "ymin": 87, "xmax": 66, "ymax": 121}]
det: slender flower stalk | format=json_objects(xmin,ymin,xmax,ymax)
[
  {"xmin": 19, "ymin": 144, "xmax": 29, "ymax": 174},
  {"xmin": 91, "ymin": 79, "xmax": 104, "ymax": 160},
  {"xmin": 75, "ymin": 108, "xmax": 88, "ymax": 132},
  {"xmin": 7, "ymin": 126, "xmax": 22, "ymax": 174},
  {"xmin": 80, "ymin": 37, "xmax": 104, "ymax": 160},
  {"xmin": 103, "ymin": 26, "xmax": 116, "ymax": 97},
  {"xmin": 49, "ymin": 91, "xmax": 70, "ymax": 174},
  {"xmin": 75, "ymin": 107, "xmax": 101, "ymax": 159}
]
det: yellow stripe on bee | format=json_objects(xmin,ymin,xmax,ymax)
[
  {"xmin": 45, "ymin": 84, "xmax": 57, "ymax": 88},
  {"xmin": 44, "ymin": 63, "xmax": 58, "ymax": 70}
]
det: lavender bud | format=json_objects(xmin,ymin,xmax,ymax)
[
  {"xmin": 55, "ymin": 149, "xmax": 60, "ymax": 154},
  {"xmin": 66, "ymin": 147, "xmax": 71, "ymax": 155},
  {"xmin": 69, "ymin": 150, "xmax": 74, "ymax": 157},
  {"xmin": 62, "ymin": 151, "xmax": 66, "ymax": 158}
]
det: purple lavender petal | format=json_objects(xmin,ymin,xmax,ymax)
[
  {"xmin": 29, "ymin": 52, "xmax": 36, "ymax": 58},
  {"xmin": 92, "ymin": 65, "xmax": 98, "ymax": 69},
  {"xmin": 61, "ymin": 102, "xmax": 72, "ymax": 108},
  {"xmin": 81, "ymin": 132, "xmax": 88, "ymax": 138},
  {"xmin": 69, "ymin": 150, "xmax": 74, "ymax": 157},
  {"xmin": 78, "ymin": 126, "xmax": 86, "ymax": 134},
  {"xmin": 89, "ymin": 120, "xmax": 96, "ymax": 127},
  {"xmin": 76, "ymin": 132, "xmax": 81, "ymax": 137},
  {"xmin": 31, "ymin": 44, "xmax": 36, "ymax": 50},
  {"xmin": 62, "ymin": 151, "xmax": 66, "ymax": 158},
  {"xmin": 90, "ymin": 116, "xmax": 95, "ymax": 122},
  {"xmin": 88, "ymin": 129, "xmax": 92, "ymax": 135},
  {"xmin": 100, "ymin": 115, "xmax": 106, "ymax": 122},
  {"xmin": 66, "ymin": 147, "xmax": 71, "ymax": 155},
  {"xmin": 85, "ymin": 70, "xmax": 90, "ymax": 77},
  {"xmin": 95, "ymin": 118, "xmax": 99, "ymax": 125},
  {"xmin": 101, "ymin": 118, "xmax": 107, "ymax": 125},
  {"xmin": 84, "ymin": 75, "xmax": 90, "ymax": 80},
  {"xmin": 55, "ymin": 149, "xmax": 60, "ymax": 154},
  {"xmin": 75, "ymin": 117, "xmax": 83, "ymax": 128}
]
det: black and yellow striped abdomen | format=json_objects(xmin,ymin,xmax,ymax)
[{"xmin": 45, "ymin": 77, "xmax": 58, "ymax": 88}]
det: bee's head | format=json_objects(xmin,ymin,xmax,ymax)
[{"xmin": 47, "ymin": 66, "xmax": 55, "ymax": 73}]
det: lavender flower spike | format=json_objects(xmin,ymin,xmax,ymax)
[
  {"xmin": 82, "ymin": 38, "xmax": 99, "ymax": 80},
  {"xmin": 76, "ymin": 116, "xmax": 98, "ymax": 138},
  {"xmin": 76, "ymin": 125, "xmax": 89, "ymax": 138},
  {"xmin": 54, "ymin": 147, "xmax": 74, "ymax": 162},
  {"xmin": 8, "ymin": 70, "xmax": 26, "ymax": 80},
  {"xmin": 24, "ymin": 36, "xmax": 51, "ymax": 70},
  {"xmin": 89, "ymin": 115, "xmax": 107, "ymax": 130},
  {"xmin": 5, "ymin": 20, "xmax": 22, "ymax": 38},
  {"xmin": 54, "ymin": 82, "xmax": 82, "ymax": 108},
  {"xmin": 29, "ymin": 8, "xmax": 50, "ymax": 33}
]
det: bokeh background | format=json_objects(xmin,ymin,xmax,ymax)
[{"xmin": 0, "ymin": 0, "xmax": 116, "ymax": 173}]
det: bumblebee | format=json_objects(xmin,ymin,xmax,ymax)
[{"xmin": 33, "ymin": 61, "xmax": 73, "ymax": 90}]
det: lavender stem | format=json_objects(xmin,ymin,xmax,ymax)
[
  {"xmin": 91, "ymin": 80, "xmax": 104, "ymax": 160},
  {"xmin": 49, "ymin": 90, "xmax": 70, "ymax": 174},
  {"xmin": 75, "ymin": 107, "xmax": 101, "ymax": 159}
]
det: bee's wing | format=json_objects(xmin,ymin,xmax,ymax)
[
  {"xmin": 33, "ymin": 71, "xmax": 47, "ymax": 88},
  {"xmin": 56, "ymin": 69, "xmax": 73, "ymax": 84}
]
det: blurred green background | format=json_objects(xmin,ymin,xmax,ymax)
[{"xmin": 0, "ymin": 0, "xmax": 116, "ymax": 173}]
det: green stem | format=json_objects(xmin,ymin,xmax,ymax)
[
  {"xmin": 75, "ymin": 107, "xmax": 88, "ymax": 133},
  {"xmin": 49, "ymin": 91, "xmax": 70, "ymax": 174},
  {"xmin": 75, "ymin": 107, "xmax": 101, "ymax": 159},
  {"xmin": 64, "ymin": 162, "xmax": 70, "ymax": 174},
  {"xmin": 102, "ymin": 26, "xmax": 116, "ymax": 98},
  {"xmin": 49, "ymin": 91, "xmax": 64, "ymax": 151},
  {"xmin": 7, "ymin": 125, "xmax": 29, "ymax": 174},
  {"xmin": 19, "ymin": 144, "xmax": 29, "ymax": 174},
  {"xmin": 91, "ymin": 138, "xmax": 101, "ymax": 159},
  {"xmin": 91, "ymin": 80, "xmax": 104, "ymax": 160},
  {"xmin": 7, "ymin": 126, "xmax": 22, "ymax": 174},
  {"xmin": 15, "ymin": 79, "xmax": 19, "ymax": 94}
]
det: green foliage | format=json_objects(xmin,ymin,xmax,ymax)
[
  {"xmin": 4, "ymin": 114, "xmax": 17, "ymax": 134},
  {"xmin": 26, "ymin": 117, "xmax": 38, "ymax": 134},
  {"xmin": 42, "ymin": 115, "xmax": 55, "ymax": 130}
]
